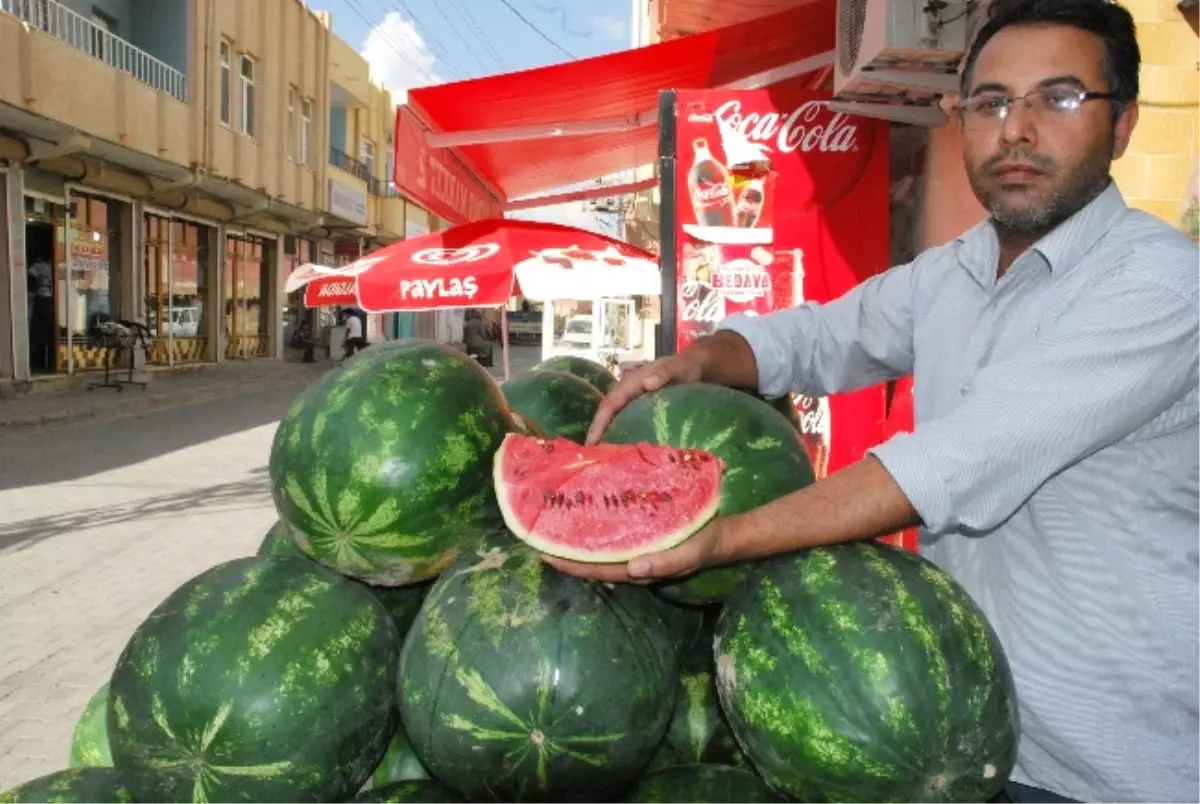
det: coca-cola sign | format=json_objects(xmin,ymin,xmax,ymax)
[
  {"xmin": 715, "ymin": 100, "xmax": 859, "ymax": 155},
  {"xmin": 318, "ymin": 281, "xmax": 356, "ymax": 297}
]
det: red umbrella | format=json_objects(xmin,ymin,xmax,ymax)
[{"xmin": 285, "ymin": 219, "xmax": 662, "ymax": 379}]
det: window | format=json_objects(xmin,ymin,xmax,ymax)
[
  {"xmin": 90, "ymin": 10, "xmax": 113, "ymax": 65},
  {"xmin": 361, "ymin": 138, "xmax": 375, "ymax": 180},
  {"xmin": 239, "ymin": 54, "xmax": 256, "ymax": 136},
  {"xmin": 300, "ymin": 98, "xmax": 312, "ymax": 165},
  {"xmin": 218, "ymin": 40, "xmax": 231, "ymax": 125},
  {"xmin": 287, "ymin": 88, "xmax": 296, "ymax": 160}
]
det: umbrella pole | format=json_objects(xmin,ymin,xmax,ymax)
[{"xmin": 501, "ymin": 310, "xmax": 511, "ymax": 381}]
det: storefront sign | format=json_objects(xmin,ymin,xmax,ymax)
[
  {"xmin": 670, "ymin": 85, "xmax": 911, "ymax": 550},
  {"xmin": 393, "ymin": 105, "xmax": 501, "ymax": 226},
  {"xmin": 328, "ymin": 179, "xmax": 367, "ymax": 226}
]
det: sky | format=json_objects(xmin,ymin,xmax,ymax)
[{"xmin": 308, "ymin": 0, "xmax": 633, "ymax": 232}]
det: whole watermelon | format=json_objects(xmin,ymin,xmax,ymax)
[
  {"xmin": 269, "ymin": 340, "xmax": 515, "ymax": 586},
  {"xmin": 622, "ymin": 764, "xmax": 782, "ymax": 803},
  {"xmin": 257, "ymin": 521, "xmax": 431, "ymax": 640},
  {"xmin": 531, "ymin": 355, "xmax": 617, "ymax": 394},
  {"xmin": 502, "ymin": 371, "xmax": 603, "ymax": 443},
  {"xmin": 108, "ymin": 556, "xmax": 401, "ymax": 803},
  {"xmin": 715, "ymin": 542, "xmax": 1019, "ymax": 802},
  {"xmin": 0, "ymin": 769, "xmax": 132, "ymax": 803},
  {"xmin": 353, "ymin": 779, "xmax": 462, "ymax": 802},
  {"xmin": 68, "ymin": 684, "xmax": 112, "ymax": 768},
  {"xmin": 399, "ymin": 539, "xmax": 678, "ymax": 802},
  {"xmin": 602, "ymin": 383, "xmax": 815, "ymax": 604}
]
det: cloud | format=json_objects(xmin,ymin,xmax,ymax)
[
  {"xmin": 591, "ymin": 13, "xmax": 628, "ymax": 40},
  {"xmin": 360, "ymin": 11, "xmax": 444, "ymax": 104}
]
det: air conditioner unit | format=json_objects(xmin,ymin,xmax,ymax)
[{"xmin": 833, "ymin": 0, "xmax": 970, "ymax": 126}]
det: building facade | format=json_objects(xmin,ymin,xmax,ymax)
[{"xmin": 0, "ymin": 0, "xmax": 435, "ymax": 384}]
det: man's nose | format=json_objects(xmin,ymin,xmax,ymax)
[{"xmin": 998, "ymin": 99, "xmax": 1038, "ymax": 148}]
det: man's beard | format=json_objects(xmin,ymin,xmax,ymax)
[{"xmin": 968, "ymin": 141, "xmax": 1113, "ymax": 240}]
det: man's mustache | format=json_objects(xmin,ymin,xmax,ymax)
[{"xmin": 983, "ymin": 149, "xmax": 1057, "ymax": 174}]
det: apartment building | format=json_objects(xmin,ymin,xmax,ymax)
[{"xmin": 0, "ymin": 0, "xmax": 432, "ymax": 383}]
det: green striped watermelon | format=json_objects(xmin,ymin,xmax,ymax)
[
  {"xmin": 714, "ymin": 542, "xmax": 1019, "ymax": 802},
  {"xmin": 371, "ymin": 726, "xmax": 431, "ymax": 788},
  {"xmin": 502, "ymin": 371, "xmax": 603, "ymax": 443},
  {"xmin": 257, "ymin": 521, "xmax": 432, "ymax": 641},
  {"xmin": 602, "ymin": 383, "xmax": 815, "ymax": 604},
  {"xmin": 352, "ymin": 780, "xmax": 462, "ymax": 802},
  {"xmin": 108, "ymin": 556, "xmax": 401, "ymax": 803},
  {"xmin": 68, "ymin": 684, "xmax": 112, "ymax": 768},
  {"xmin": 531, "ymin": 355, "xmax": 617, "ymax": 394},
  {"xmin": 269, "ymin": 340, "xmax": 515, "ymax": 586},
  {"xmin": 622, "ymin": 764, "xmax": 782, "ymax": 803},
  {"xmin": 399, "ymin": 539, "xmax": 678, "ymax": 801},
  {"xmin": 0, "ymin": 769, "xmax": 132, "ymax": 803}
]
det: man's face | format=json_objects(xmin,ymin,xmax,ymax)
[{"xmin": 960, "ymin": 24, "xmax": 1138, "ymax": 236}]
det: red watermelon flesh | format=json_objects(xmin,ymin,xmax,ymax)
[{"xmin": 494, "ymin": 433, "xmax": 723, "ymax": 563}]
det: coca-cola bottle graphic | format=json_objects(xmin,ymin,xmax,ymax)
[
  {"xmin": 735, "ymin": 177, "xmax": 765, "ymax": 228},
  {"xmin": 788, "ymin": 248, "xmax": 831, "ymax": 480},
  {"xmin": 688, "ymin": 138, "xmax": 735, "ymax": 228}
]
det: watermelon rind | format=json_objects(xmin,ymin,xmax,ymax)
[
  {"xmin": 492, "ymin": 433, "xmax": 722, "ymax": 564},
  {"xmin": 621, "ymin": 764, "xmax": 783, "ymax": 803},
  {"xmin": 107, "ymin": 555, "xmax": 401, "ymax": 803},
  {"xmin": 714, "ymin": 542, "xmax": 1020, "ymax": 803},
  {"xmin": 370, "ymin": 725, "xmax": 432, "ymax": 788},
  {"xmin": 602, "ymin": 384, "xmax": 815, "ymax": 604},
  {"xmin": 0, "ymin": 768, "xmax": 133, "ymax": 803},
  {"xmin": 67, "ymin": 684, "xmax": 112, "ymax": 768},
  {"xmin": 399, "ymin": 539, "xmax": 678, "ymax": 802},
  {"xmin": 352, "ymin": 779, "xmax": 463, "ymax": 802},
  {"xmin": 502, "ymin": 370, "xmax": 603, "ymax": 443},
  {"xmin": 268, "ymin": 340, "xmax": 514, "ymax": 586},
  {"xmin": 530, "ymin": 355, "xmax": 617, "ymax": 394}
]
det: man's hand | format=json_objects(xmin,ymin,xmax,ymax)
[
  {"xmin": 542, "ymin": 517, "xmax": 731, "ymax": 583},
  {"xmin": 584, "ymin": 354, "xmax": 703, "ymax": 445}
]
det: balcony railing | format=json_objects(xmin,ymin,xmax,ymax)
[
  {"xmin": 1, "ymin": 0, "xmax": 187, "ymax": 102},
  {"xmin": 329, "ymin": 146, "xmax": 397, "ymax": 197}
]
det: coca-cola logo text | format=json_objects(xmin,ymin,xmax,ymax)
[
  {"xmin": 679, "ymin": 280, "xmax": 722, "ymax": 324},
  {"xmin": 318, "ymin": 281, "xmax": 355, "ymax": 297},
  {"xmin": 692, "ymin": 183, "xmax": 731, "ymax": 205},
  {"xmin": 399, "ymin": 276, "xmax": 479, "ymax": 300},
  {"xmin": 715, "ymin": 100, "xmax": 858, "ymax": 154}
]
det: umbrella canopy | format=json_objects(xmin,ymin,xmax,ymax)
[{"xmin": 285, "ymin": 219, "xmax": 661, "ymax": 312}]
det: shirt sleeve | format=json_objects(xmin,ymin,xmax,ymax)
[
  {"xmin": 715, "ymin": 248, "xmax": 938, "ymax": 399},
  {"xmin": 869, "ymin": 276, "xmax": 1199, "ymax": 535}
]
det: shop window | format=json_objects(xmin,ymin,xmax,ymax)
[
  {"xmin": 300, "ymin": 98, "xmax": 312, "ymax": 165},
  {"xmin": 361, "ymin": 138, "xmax": 375, "ymax": 179},
  {"xmin": 143, "ymin": 215, "xmax": 211, "ymax": 362},
  {"xmin": 225, "ymin": 235, "xmax": 274, "ymax": 357},
  {"xmin": 219, "ymin": 40, "xmax": 231, "ymax": 126},
  {"xmin": 239, "ymin": 54, "xmax": 256, "ymax": 136},
  {"xmin": 64, "ymin": 193, "xmax": 121, "ymax": 339}
]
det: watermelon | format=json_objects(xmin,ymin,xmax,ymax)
[
  {"xmin": 510, "ymin": 410, "xmax": 549, "ymax": 438},
  {"xmin": 399, "ymin": 540, "xmax": 678, "ymax": 802},
  {"xmin": 269, "ymin": 340, "xmax": 515, "ymax": 586},
  {"xmin": 531, "ymin": 355, "xmax": 617, "ymax": 394},
  {"xmin": 494, "ymin": 434, "xmax": 723, "ymax": 563},
  {"xmin": 68, "ymin": 684, "xmax": 112, "ymax": 768},
  {"xmin": 353, "ymin": 780, "xmax": 462, "ymax": 802},
  {"xmin": 107, "ymin": 556, "xmax": 401, "ymax": 803},
  {"xmin": 0, "ymin": 769, "xmax": 133, "ymax": 803},
  {"xmin": 714, "ymin": 542, "xmax": 1020, "ymax": 802},
  {"xmin": 602, "ymin": 383, "xmax": 815, "ymax": 604},
  {"xmin": 621, "ymin": 765, "xmax": 782, "ymax": 803},
  {"xmin": 371, "ymin": 726, "xmax": 431, "ymax": 787},
  {"xmin": 257, "ymin": 521, "xmax": 431, "ymax": 640},
  {"xmin": 502, "ymin": 371, "xmax": 603, "ymax": 443}
]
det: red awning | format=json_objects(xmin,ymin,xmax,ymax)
[{"xmin": 404, "ymin": 1, "xmax": 835, "ymax": 203}]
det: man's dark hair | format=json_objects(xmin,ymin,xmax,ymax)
[{"xmin": 959, "ymin": 0, "xmax": 1140, "ymax": 105}]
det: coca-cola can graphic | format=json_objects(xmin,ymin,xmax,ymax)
[
  {"xmin": 688, "ymin": 138, "xmax": 736, "ymax": 228},
  {"xmin": 677, "ymin": 243, "xmax": 724, "ymax": 350},
  {"xmin": 711, "ymin": 244, "xmax": 776, "ymax": 318}
]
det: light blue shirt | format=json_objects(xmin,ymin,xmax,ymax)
[{"xmin": 718, "ymin": 182, "xmax": 1199, "ymax": 803}]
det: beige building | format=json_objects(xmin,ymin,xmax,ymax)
[{"xmin": 0, "ymin": 0, "xmax": 432, "ymax": 384}]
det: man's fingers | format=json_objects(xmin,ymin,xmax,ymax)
[
  {"xmin": 585, "ymin": 364, "xmax": 681, "ymax": 445},
  {"xmin": 628, "ymin": 540, "xmax": 701, "ymax": 581},
  {"xmin": 541, "ymin": 555, "xmax": 652, "ymax": 584}
]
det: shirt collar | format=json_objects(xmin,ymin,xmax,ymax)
[{"xmin": 955, "ymin": 180, "xmax": 1128, "ymax": 286}]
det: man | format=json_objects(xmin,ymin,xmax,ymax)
[
  {"xmin": 342, "ymin": 311, "xmax": 366, "ymax": 359},
  {"xmin": 548, "ymin": 1, "xmax": 1200, "ymax": 801}
]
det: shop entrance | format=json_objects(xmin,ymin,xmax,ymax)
[{"xmin": 24, "ymin": 219, "xmax": 56, "ymax": 374}]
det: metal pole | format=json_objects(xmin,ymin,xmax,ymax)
[
  {"xmin": 64, "ymin": 184, "xmax": 73, "ymax": 375},
  {"xmin": 656, "ymin": 89, "xmax": 678, "ymax": 357},
  {"xmin": 501, "ymin": 309, "xmax": 510, "ymax": 382},
  {"xmin": 167, "ymin": 215, "xmax": 175, "ymax": 367}
]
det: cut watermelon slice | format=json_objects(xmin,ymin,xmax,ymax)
[{"xmin": 493, "ymin": 433, "xmax": 723, "ymax": 563}]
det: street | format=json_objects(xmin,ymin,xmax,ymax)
[{"xmin": 0, "ymin": 344, "xmax": 541, "ymax": 790}]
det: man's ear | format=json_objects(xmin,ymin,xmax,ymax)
[{"xmin": 1113, "ymin": 100, "xmax": 1139, "ymax": 161}]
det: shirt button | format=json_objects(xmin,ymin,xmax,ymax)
[{"xmin": 958, "ymin": 385, "xmax": 970, "ymax": 396}]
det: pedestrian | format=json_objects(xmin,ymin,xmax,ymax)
[
  {"xmin": 550, "ymin": 1, "xmax": 1200, "ymax": 802},
  {"xmin": 342, "ymin": 310, "xmax": 367, "ymax": 360}
]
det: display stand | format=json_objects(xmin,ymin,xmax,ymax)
[{"xmin": 87, "ymin": 321, "xmax": 150, "ymax": 392}]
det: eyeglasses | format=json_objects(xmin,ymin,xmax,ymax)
[{"xmin": 957, "ymin": 87, "xmax": 1117, "ymax": 129}]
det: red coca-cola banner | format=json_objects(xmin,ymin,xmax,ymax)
[
  {"xmin": 393, "ymin": 105, "xmax": 503, "ymax": 226},
  {"xmin": 672, "ymin": 85, "xmax": 915, "ymax": 552}
]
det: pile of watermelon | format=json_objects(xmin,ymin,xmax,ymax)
[{"xmin": 1, "ymin": 342, "xmax": 1020, "ymax": 804}]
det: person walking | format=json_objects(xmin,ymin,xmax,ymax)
[{"xmin": 550, "ymin": 2, "xmax": 1200, "ymax": 801}]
